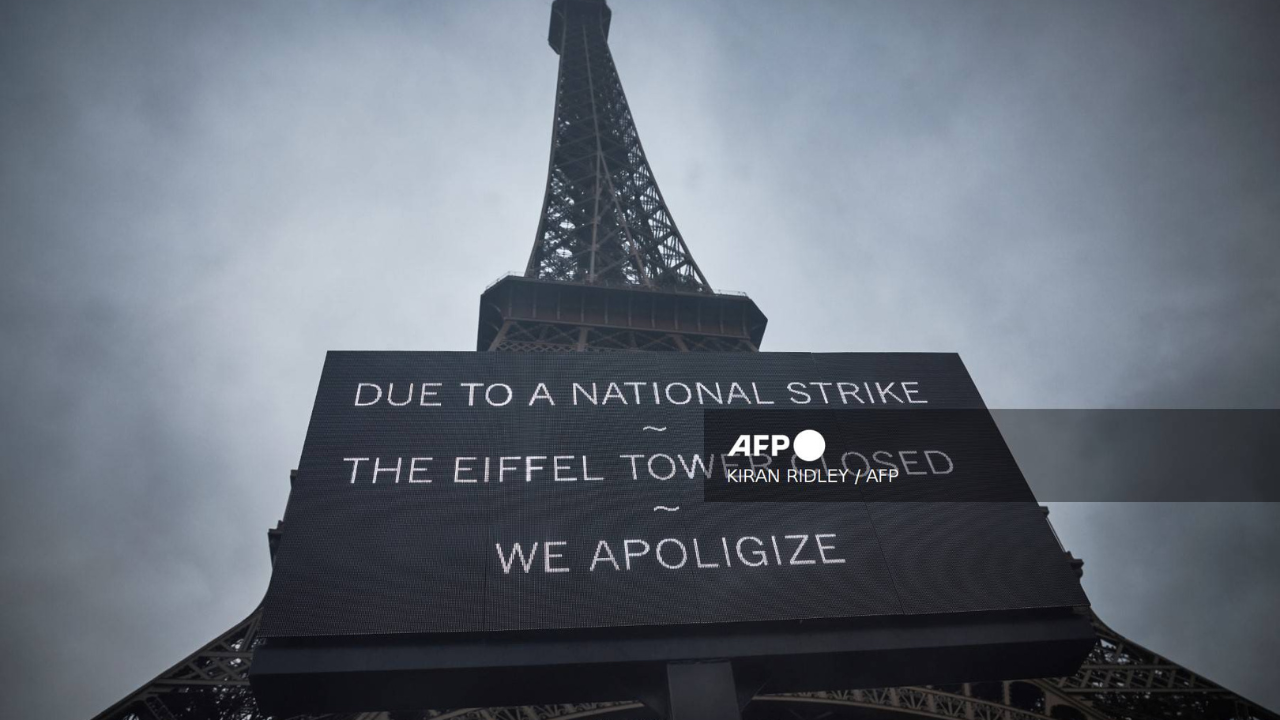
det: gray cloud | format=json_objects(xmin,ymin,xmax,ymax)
[{"xmin": 2, "ymin": 0, "xmax": 1278, "ymax": 717}]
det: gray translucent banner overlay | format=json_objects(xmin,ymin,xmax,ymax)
[{"xmin": 994, "ymin": 410, "xmax": 1278, "ymax": 502}]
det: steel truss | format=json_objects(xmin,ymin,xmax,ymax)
[
  {"xmin": 490, "ymin": 319, "xmax": 756, "ymax": 352},
  {"xmin": 527, "ymin": 0, "xmax": 707, "ymax": 292},
  {"xmin": 481, "ymin": 0, "xmax": 762, "ymax": 354}
]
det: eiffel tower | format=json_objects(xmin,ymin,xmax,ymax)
[{"xmin": 92, "ymin": 2, "xmax": 1275, "ymax": 719}]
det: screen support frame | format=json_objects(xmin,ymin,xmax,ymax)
[{"xmin": 249, "ymin": 608, "xmax": 1095, "ymax": 715}]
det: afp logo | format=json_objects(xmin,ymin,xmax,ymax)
[{"xmin": 727, "ymin": 429, "xmax": 825, "ymax": 462}]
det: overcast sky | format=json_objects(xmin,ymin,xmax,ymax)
[{"xmin": 2, "ymin": 0, "xmax": 1279, "ymax": 717}]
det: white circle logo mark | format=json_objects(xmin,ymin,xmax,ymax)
[{"xmin": 793, "ymin": 429, "xmax": 826, "ymax": 462}]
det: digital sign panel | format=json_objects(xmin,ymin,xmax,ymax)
[{"xmin": 259, "ymin": 351, "xmax": 1088, "ymax": 639}]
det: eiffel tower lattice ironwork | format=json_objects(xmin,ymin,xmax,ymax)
[
  {"xmin": 93, "ymin": 1, "xmax": 1274, "ymax": 720},
  {"xmin": 476, "ymin": 0, "xmax": 766, "ymax": 353}
]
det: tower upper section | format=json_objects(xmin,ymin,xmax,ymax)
[{"xmin": 527, "ymin": 0, "xmax": 711, "ymax": 293}]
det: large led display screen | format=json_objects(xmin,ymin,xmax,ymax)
[{"xmin": 259, "ymin": 351, "xmax": 1088, "ymax": 638}]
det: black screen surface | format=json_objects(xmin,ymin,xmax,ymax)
[{"xmin": 259, "ymin": 351, "xmax": 1088, "ymax": 638}]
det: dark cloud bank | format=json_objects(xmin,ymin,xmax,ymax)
[{"xmin": 1, "ymin": 1, "xmax": 1278, "ymax": 717}]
